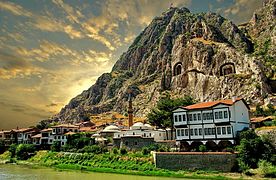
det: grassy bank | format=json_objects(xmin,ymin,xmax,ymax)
[{"xmin": 0, "ymin": 150, "xmax": 241, "ymax": 179}]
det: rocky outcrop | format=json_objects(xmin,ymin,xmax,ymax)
[{"xmin": 52, "ymin": 4, "xmax": 275, "ymax": 123}]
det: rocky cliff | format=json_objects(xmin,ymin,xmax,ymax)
[{"xmin": 52, "ymin": 1, "xmax": 276, "ymax": 123}]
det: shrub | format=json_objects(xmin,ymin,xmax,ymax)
[
  {"xmin": 120, "ymin": 148, "xmax": 127, "ymax": 155},
  {"xmin": 51, "ymin": 141, "xmax": 61, "ymax": 152},
  {"xmin": 258, "ymin": 160, "xmax": 276, "ymax": 178},
  {"xmin": 0, "ymin": 141, "xmax": 5, "ymax": 154},
  {"xmin": 237, "ymin": 130, "xmax": 276, "ymax": 170},
  {"xmin": 199, "ymin": 145, "xmax": 207, "ymax": 152},
  {"xmin": 112, "ymin": 148, "xmax": 118, "ymax": 154},
  {"xmin": 8, "ymin": 144, "xmax": 17, "ymax": 158},
  {"xmin": 142, "ymin": 147, "xmax": 150, "ymax": 155},
  {"xmin": 15, "ymin": 144, "xmax": 36, "ymax": 160}
]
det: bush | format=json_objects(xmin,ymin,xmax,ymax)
[
  {"xmin": 15, "ymin": 144, "xmax": 36, "ymax": 160},
  {"xmin": 51, "ymin": 141, "xmax": 61, "ymax": 152},
  {"xmin": 8, "ymin": 144, "xmax": 17, "ymax": 158},
  {"xmin": 258, "ymin": 160, "xmax": 276, "ymax": 178},
  {"xmin": 120, "ymin": 148, "xmax": 127, "ymax": 155},
  {"xmin": 112, "ymin": 148, "xmax": 118, "ymax": 154},
  {"xmin": 78, "ymin": 145, "xmax": 108, "ymax": 154},
  {"xmin": 199, "ymin": 145, "xmax": 207, "ymax": 152},
  {"xmin": 142, "ymin": 147, "xmax": 150, "ymax": 155},
  {"xmin": 237, "ymin": 130, "xmax": 276, "ymax": 170}
]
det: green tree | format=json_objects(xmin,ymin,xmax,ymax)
[
  {"xmin": 147, "ymin": 94, "xmax": 194, "ymax": 128},
  {"xmin": 236, "ymin": 130, "xmax": 276, "ymax": 170},
  {"xmin": 8, "ymin": 144, "xmax": 17, "ymax": 158},
  {"xmin": 254, "ymin": 104, "xmax": 264, "ymax": 116},
  {"xmin": 15, "ymin": 144, "xmax": 36, "ymax": 160}
]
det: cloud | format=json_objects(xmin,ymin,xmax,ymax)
[
  {"xmin": 51, "ymin": 0, "xmax": 116, "ymax": 50},
  {"xmin": 52, "ymin": 0, "xmax": 84, "ymax": 24},
  {"xmin": 0, "ymin": 1, "xmax": 83, "ymax": 40},
  {"xmin": 46, "ymin": 103, "xmax": 59, "ymax": 107},
  {"xmin": 218, "ymin": 0, "xmax": 263, "ymax": 24},
  {"xmin": 0, "ymin": 1, "xmax": 32, "ymax": 17},
  {"xmin": 15, "ymin": 40, "xmax": 77, "ymax": 62},
  {"xmin": 0, "ymin": 100, "xmax": 51, "ymax": 119},
  {"xmin": 0, "ymin": 51, "xmax": 43, "ymax": 79}
]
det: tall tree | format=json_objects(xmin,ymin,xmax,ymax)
[{"xmin": 147, "ymin": 94, "xmax": 194, "ymax": 128}]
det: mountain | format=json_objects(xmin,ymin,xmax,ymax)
[{"xmin": 52, "ymin": 1, "xmax": 276, "ymax": 123}]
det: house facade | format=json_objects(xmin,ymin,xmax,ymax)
[
  {"xmin": 173, "ymin": 98, "xmax": 250, "ymax": 150},
  {"xmin": 113, "ymin": 122, "xmax": 173, "ymax": 149},
  {"xmin": 51, "ymin": 124, "xmax": 79, "ymax": 146}
]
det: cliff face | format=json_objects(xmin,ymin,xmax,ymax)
[{"xmin": 53, "ymin": 3, "xmax": 276, "ymax": 123}]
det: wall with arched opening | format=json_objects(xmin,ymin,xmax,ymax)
[
  {"xmin": 173, "ymin": 62, "xmax": 183, "ymax": 76},
  {"xmin": 220, "ymin": 63, "xmax": 236, "ymax": 76}
]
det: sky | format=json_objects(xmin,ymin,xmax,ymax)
[{"xmin": 0, "ymin": 0, "xmax": 263, "ymax": 130}]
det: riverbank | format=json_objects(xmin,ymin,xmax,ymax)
[{"xmin": 0, "ymin": 150, "xmax": 249, "ymax": 180}]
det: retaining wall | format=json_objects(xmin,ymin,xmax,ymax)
[{"xmin": 153, "ymin": 152, "xmax": 237, "ymax": 172}]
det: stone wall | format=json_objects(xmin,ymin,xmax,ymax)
[
  {"xmin": 153, "ymin": 152, "xmax": 237, "ymax": 172},
  {"xmin": 113, "ymin": 136, "xmax": 155, "ymax": 150}
]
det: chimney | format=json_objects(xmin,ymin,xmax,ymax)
[
  {"xmin": 127, "ymin": 89, "xmax": 133, "ymax": 128},
  {"xmin": 232, "ymin": 96, "xmax": 237, "ymax": 103}
]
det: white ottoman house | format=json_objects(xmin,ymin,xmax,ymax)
[{"xmin": 173, "ymin": 97, "xmax": 250, "ymax": 150}]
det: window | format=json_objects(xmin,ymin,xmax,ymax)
[
  {"xmin": 203, "ymin": 113, "xmax": 206, "ymax": 120},
  {"xmin": 177, "ymin": 129, "xmax": 180, "ymax": 136},
  {"xmin": 210, "ymin": 113, "xmax": 214, "ymax": 120},
  {"xmin": 197, "ymin": 113, "xmax": 201, "ymax": 121},
  {"xmin": 178, "ymin": 115, "xmax": 182, "ymax": 122},
  {"xmin": 193, "ymin": 114, "xmax": 197, "ymax": 121},
  {"xmin": 227, "ymin": 127, "xmax": 231, "ymax": 134},
  {"xmin": 224, "ymin": 111, "xmax": 228, "ymax": 118},
  {"xmin": 229, "ymin": 111, "xmax": 231, "ymax": 118},
  {"xmin": 206, "ymin": 113, "xmax": 210, "ymax": 120},
  {"xmin": 217, "ymin": 127, "xmax": 221, "ymax": 135},
  {"xmin": 181, "ymin": 129, "xmax": 184, "ymax": 136},
  {"xmin": 212, "ymin": 128, "xmax": 215, "ymax": 135},
  {"xmin": 182, "ymin": 114, "xmax": 186, "ymax": 121},
  {"xmin": 174, "ymin": 115, "xmax": 178, "ymax": 122},
  {"xmin": 133, "ymin": 132, "xmax": 135, "ymax": 135},
  {"xmin": 199, "ymin": 128, "xmax": 202, "ymax": 135},
  {"xmin": 219, "ymin": 111, "xmax": 223, "ymax": 119},
  {"xmin": 125, "ymin": 141, "xmax": 128, "ymax": 145},
  {"xmin": 190, "ymin": 129, "xmax": 194, "ymax": 136},
  {"xmin": 208, "ymin": 128, "xmax": 212, "ymax": 135},
  {"xmin": 58, "ymin": 136, "xmax": 60, "ymax": 139},
  {"xmin": 194, "ymin": 129, "xmax": 198, "ymax": 136},
  {"xmin": 49, "ymin": 139, "xmax": 52, "ymax": 143},
  {"xmin": 185, "ymin": 129, "xmax": 188, "ymax": 136},
  {"xmin": 222, "ymin": 127, "xmax": 226, "ymax": 134},
  {"xmin": 188, "ymin": 114, "xmax": 192, "ymax": 121},
  {"xmin": 159, "ymin": 133, "xmax": 161, "ymax": 136},
  {"xmin": 215, "ymin": 112, "xmax": 218, "ymax": 119},
  {"xmin": 61, "ymin": 142, "xmax": 64, "ymax": 145},
  {"xmin": 134, "ymin": 142, "xmax": 138, "ymax": 145},
  {"xmin": 204, "ymin": 128, "xmax": 208, "ymax": 135}
]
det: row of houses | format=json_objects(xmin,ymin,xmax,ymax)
[
  {"xmin": 1, "ymin": 97, "xmax": 271, "ymax": 151},
  {"xmin": 0, "ymin": 123, "xmax": 94, "ymax": 147}
]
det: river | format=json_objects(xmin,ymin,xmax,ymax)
[{"xmin": 0, "ymin": 164, "xmax": 190, "ymax": 180}]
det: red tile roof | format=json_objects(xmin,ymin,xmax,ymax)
[{"xmin": 183, "ymin": 98, "xmax": 243, "ymax": 110}]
